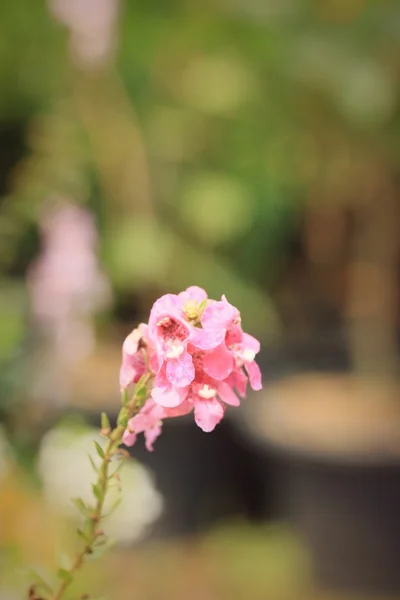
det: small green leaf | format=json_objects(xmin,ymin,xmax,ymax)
[
  {"xmin": 135, "ymin": 384, "xmax": 148, "ymax": 401},
  {"xmin": 57, "ymin": 568, "xmax": 73, "ymax": 585},
  {"xmin": 71, "ymin": 498, "xmax": 93, "ymax": 519},
  {"xmin": 101, "ymin": 412, "xmax": 111, "ymax": 431},
  {"xmin": 88, "ymin": 453, "xmax": 98, "ymax": 473},
  {"xmin": 94, "ymin": 440, "xmax": 105, "ymax": 459},
  {"xmin": 121, "ymin": 388, "xmax": 129, "ymax": 406},
  {"xmin": 117, "ymin": 407, "xmax": 128, "ymax": 428},
  {"xmin": 77, "ymin": 527, "xmax": 92, "ymax": 545},
  {"xmin": 92, "ymin": 483, "xmax": 102, "ymax": 501}
]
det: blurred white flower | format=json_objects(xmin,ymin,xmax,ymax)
[
  {"xmin": 48, "ymin": 0, "xmax": 119, "ymax": 67},
  {"xmin": 38, "ymin": 424, "xmax": 164, "ymax": 545}
]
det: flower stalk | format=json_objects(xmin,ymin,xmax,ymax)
[{"xmin": 29, "ymin": 376, "xmax": 151, "ymax": 600}]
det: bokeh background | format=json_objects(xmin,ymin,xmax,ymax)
[{"xmin": 1, "ymin": 1, "xmax": 400, "ymax": 598}]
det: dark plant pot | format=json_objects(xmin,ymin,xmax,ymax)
[
  {"xmin": 240, "ymin": 364, "xmax": 400, "ymax": 598},
  {"xmin": 273, "ymin": 448, "xmax": 400, "ymax": 597}
]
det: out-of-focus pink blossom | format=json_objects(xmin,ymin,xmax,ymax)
[
  {"xmin": 27, "ymin": 200, "xmax": 112, "ymax": 365},
  {"xmin": 121, "ymin": 287, "xmax": 262, "ymax": 449},
  {"xmin": 48, "ymin": 0, "xmax": 119, "ymax": 68}
]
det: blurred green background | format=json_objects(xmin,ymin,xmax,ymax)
[{"xmin": 1, "ymin": 0, "xmax": 400, "ymax": 598}]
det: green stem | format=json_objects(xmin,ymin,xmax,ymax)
[{"xmin": 46, "ymin": 384, "xmax": 147, "ymax": 600}]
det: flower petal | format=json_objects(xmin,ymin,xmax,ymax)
[
  {"xmin": 122, "ymin": 429, "xmax": 137, "ymax": 447},
  {"xmin": 218, "ymin": 381, "xmax": 240, "ymax": 406},
  {"xmin": 152, "ymin": 382, "xmax": 189, "ymax": 407},
  {"xmin": 233, "ymin": 369, "xmax": 248, "ymax": 398},
  {"xmin": 202, "ymin": 343, "xmax": 233, "ymax": 381},
  {"xmin": 119, "ymin": 356, "xmax": 145, "ymax": 389},
  {"xmin": 201, "ymin": 300, "xmax": 238, "ymax": 330},
  {"xmin": 178, "ymin": 286, "xmax": 208, "ymax": 304},
  {"xmin": 190, "ymin": 327, "xmax": 225, "ymax": 350},
  {"xmin": 242, "ymin": 332, "xmax": 261, "ymax": 354},
  {"xmin": 245, "ymin": 361, "xmax": 262, "ymax": 391},
  {"xmin": 166, "ymin": 352, "xmax": 195, "ymax": 387},
  {"xmin": 194, "ymin": 397, "xmax": 224, "ymax": 433},
  {"xmin": 162, "ymin": 397, "xmax": 193, "ymax": 418},
  {"xmin": 144, "ymin": 425, "xmax": 162, "ymax": 451}
]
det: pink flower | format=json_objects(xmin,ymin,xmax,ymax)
[
  {"xmin": 121, "ymin": 286, "xmax": 262, "ymax": 449},
  {"xmin": 148, "ymin": 294, "xmax": 195, "ymax": 387},
  {"xmin": 119, "ymin": 324, "xmax": 150, "ymax": 389},
  {"xmin": 123, "ymin": 397, "xmax": 193, "ymax": 451},
  {"xmin": 123, "ymin": 399, "xmax": 164, "ymax": 451},
  {"xmin": 229, "ymin": 332, "xmax": 262, "ymax": 391}
]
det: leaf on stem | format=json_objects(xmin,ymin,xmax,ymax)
[
  {"xmin": 93, "ymin": 441, "xmax": 105, "ymax": 459},
  {"xmin": 117, "ymin": 407, "xmax": 128, "ymax": 428},
  {"xmin": 57, "ymin": 568, "xmax": 73, "ymax": 585},
  {"xmin": 100, "ymin": 412, "xmax": 111, "ymax": 435},
  {"xmin": 71, "ymin": 498, "xmax": 94, "ymax": 519},
  {"xmin": 121, "ymin": 388, "xmax": 129, "ymax": 406},
  {"xmin": 92, "ymin": 483, "xmax": 102, "ymax": 501},
  {"xmin": 76, "ymin": 528, "xmax": 91, "ymax": 545},
  {"xmin": 135, "ymin": 383, "xmax": 148, "ymax": 403}
]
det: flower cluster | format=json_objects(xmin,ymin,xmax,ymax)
[{"xmin": 120, "ymin": 287, "xmax": 262, "ymax": 450}]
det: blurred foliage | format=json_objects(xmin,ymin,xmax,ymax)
[
  {"xmin": 0, "ymin": 2, "xmax": 400, "ymax": 596},
  {"xmin": 0, "ymin": 0, "xmax": 400, "ymax": 404}
]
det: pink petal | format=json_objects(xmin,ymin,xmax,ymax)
[
  {"xmin": 218, "ymin": 381, "xmax": 240, "ymax": 406},
  {"xmin": 233, "ymin": 369, "xmax": 248, "ymax": 398},
  {"xmin": 122, "ymin": 323, "xmax": 148, "ymax": 355},
  {"xmin": 161, "ymin": 397, "xmax": 193, "ymax": 418},
  {"xmin": 120, "ymin": 350, "xmax": 146, "ymax": 387},
  {"xmin": 128, "ymin": 412, "xmax": 150, "ymax": 434},
  {"xmin": 122, "ymin": 429, "xmax": 137, "ymax": 447},
  {"xmin": 225, "ymin": 324, "xmax": 243, "ymax": 346},
  {"xmin": 119, "ymin": 360, "xmax": 143, "ymax": 389},
  {"xmin": 119, "ymin": 365, "xmax": 133, "ymax": 389},
  {"xmin": 202, "ymin": 343, "xmax": 233, "ymax": 381},
  {"xmin": 194, "ymin": 398, "xmax": 225, "ymax": 433},
  {"xmin": 201, "ymin": 300, "xmax": 238, "ymax": 330},
  {"xmin": 190, "ymin": 326, "xmax": 225, "ymax": 350},
  {"xmin": 242, "ymin": 332, "xmax": 261, "ymax": 354},
  {"xmin": 123, "ymin": 336, "xmax": 139, "ymax": 356},
  {"xmin": 144, "ymin": 425, "xmax": 162, "ymax": 451},
  {"xmin": 166, "ymin": 352, "xmax": 195, "ymax": 387},
  {"xmin": 152, "ymin": 382, "xmax": 189, "ymax": 407},
  {"xmin": 178, "ymin": 286, "xmax": 208, "ymax": 304},
  {"xmin": 245, "ymin": 361, "xmax": 262, "ymax": 391},
  {"xmin": 194, "ymin": 397, "xmax": 225, "ymax": 433}
]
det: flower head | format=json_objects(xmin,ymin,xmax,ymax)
[{"xmin": 121, "ymin": 287, "xmax": 262, "ymax": 449}]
